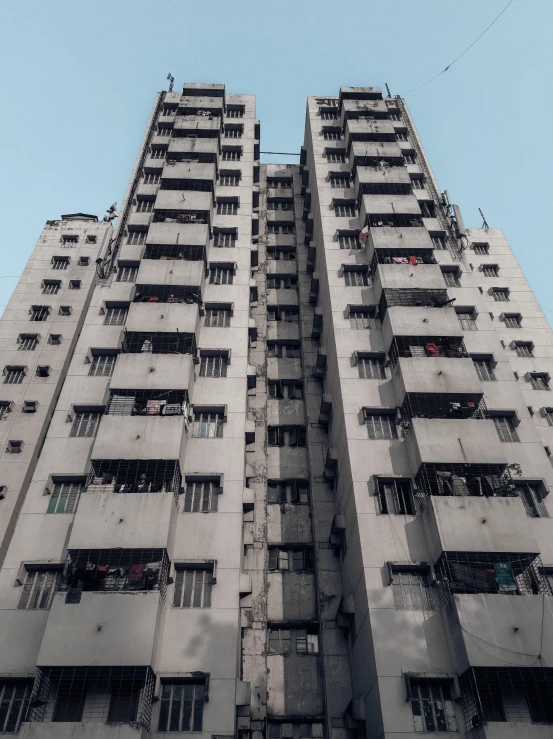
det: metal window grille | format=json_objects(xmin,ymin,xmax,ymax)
[
  {"xmin": 369, "ymin": 250, "xmax": 437, "ymax": 275},
  {"xmin": 515, "ymin": 342, "xmax": 533, "ymax": 357},
  {"xmin": 483, "ymin": 265, "xmax": 498, "ymax": 277},
  {"xmin": 47, "ymin": 481, "xmax": 84, "ymax": 514},
  {"xmin": 473, "ymin": 243, "xmax": 489, "ymax": 255},
  {"xmin": 365, "ymin": 413, "xmax": 398, "ymax": 440},
  {"xmin": 18, "ymin": 570, "xmax": 61, "ymax": 609},
  {"xmin": 183, "ymin": 480, "xmax": 220, "ymax": 513},
  {"xmin": 28, "ymin": 666, "xmax": 155, "ymax": 729},
  {"xmin": 379, "ymin": 288, "xmax": 450, "ymax": 319},
  {"xmin": 360, "ymin": 182, "xmax": 412, "ymax": 196},
  {"xmin": 227, "ymin": 107, "xmax": 244, "ymax": 118},
  {"xmin": 368, "ymin": 213, "xmax": 423, "ymax": 228},
  {"xmin": 339, "ymin": 233, "xmax": 362, "ymax": 250},
  {"xmin": 150, "ymin": 148, "xmax": 166, "ymax": 159},
  {"xmin": 224, "ymin": 127, "xmax": 243, "ymax": 138},
  {"xmin": 61, "ymin": 548, "xmax": 169, "ymax": 599},
  {"xmin": 323, "ymin": 130, "xmax": 341, "ymax": 140},
  {"xmin": 104, "ymin": 307, "xmax": 128, "ymax": 325},
  {"xmin": 268, "ymin": 721, "xmax": 324, "ymax": 739},
  {"xmin": 219, "ymin": 174, "xmax": 239, "ymax": 186},
  {"xmin": 127, "ymin": 230, "xmax": 146, "ymax": 245},
  {"xmin": 173, "ymin": 567, "xmax": 213, "ymax": 606},
  {"xmin": 4, "ymin": 366, "xmax": 25, "ymax": 384},
  {"xmin": 205, "ymin": 309, "xmax": 231, "ymax": 327},
  {"xmin": 134, "ymin": 284, "xmax": 200, "ymax": 304},
  {"xmin": 70, "ymin": 412, "xmax": 100, "ymax": 438},
  {"xmin": 0, "ymin": 681, "xmax": 32, "ymax": 732},
  {"xmin": 122, "ymin": 331, "xmax": 196, "ymax": 355},
  {"xmin": 349, "ymin": 310, "xmax": 378, "ymax": 330},
  {"xmin": 376, "ymin": 478, "xmax": 415, "ymax": 514},
  {"xmin": 143, "ymin": 172, "xmax": 160, "ymax": 184},
  {"xmin": 89, "ymin": 354, "xmax": 116, "ymax": 376},
  {"xmin": 200, "ymin": 355, "xmax": 228, "ymax": 377},
  {"xmin": 358, "ymin": 357, "xmax": 386, "ymax": 379},
  {"xmin": 88, "ymin": 459, "xmax": 182, "ymax": 496},
  {"xmin": 158, "ymin": 681, "xmax": 205, "ymax": 732},
  {"xmin": 344, "ymin": 269, "xmax": 369, "ymax": 286},
  {"xmin": 267, "ymin": 307, "xmax": 299, "ymax": 323},
  {"xmin": 400, "ymin": 393, "xmax": 487, "ymax": 423},
  {"xmin": 214, "ymin": 231, "xmax": 236, "ymax": 248},
  {"xmin": 321, "ymin": 111, "xmax": 338, "ymax": 120},
  {"xmin": 460, "ymin": 667, "xmax": 553, "ymax": 728},
  {"xmin": 442, "ymin": 270, "xmax": 461, "ymax": 287},
  {"xmin": 217, "ymin": 201, "xmax": 237, "ymax": 215},
  {"xmin": 457, "ymin": 311, "xmax": 477, "ymax": 330},
  {"xmin": 192, "ymin": 413, "xmax": 224, "ymax": 438},
  {"xmin": 18, "ymin": 334, "xmax": 38, "ymax": 350},
  {"xmin": 473, "ymin": 359, "xmax": 496, "ymax": 381},
  {"xmin": 106, "ymin": 389, "xmax": 187, "ymax": 416},
  {"xmin": 268, "ymin": 381, "xmax": 303, "ymax": 399},
  {"xmin": 492, "ymin": 289, "xmax": 510, "ymax": 302},
  {"xmin": 117, "ymin": 266, "xmax": 138, "ymax": 282},
  {"xmin": 335, "ymin": 204, "xmax": 356, "ymax": 216},
  {"xmin": 268, "ymin": 547, "xmax": 314, "ymax": 572},
  {"xmin": 414, "ymin": 463, "xmax": 515, "ymax": 508},
  {"xmin": 267, "ymin": 480, "xmax": 309, "ymax": 504},
  {"xmin": 330, "ymin": 177, "xmax": 350, "ymax": 188},
  {"xmin": 514, "ymin": 482, "xmax": 548, "ymax": 518},
  {"xmin": 160, "ymin": 178, "xmax": 214, "ymax": 193},
  {"xmin": 392, "ymin": 570, "xmax": 433, "ymax": 610},
  {"xmin": 410, "ymin": 679, "xmax": 458, "ymax": 732},
  {"xmin": 30, "ymin": 306, "xmax": 49, "ymax": 321},
  {"xmin": 136, "ymin": 199, "xmax": 153, "ymax": 212},
  {"xmin": 268, "ymin": 426, "xmax": 307, "ymax": 447},
  {"xmin": 435, "ymin": 552, "xmax": 550, "ymax": 607},
  {"xmin": 504, "ymin": 314, "xmax": 522, "ymax": 328},
  {"xmin": 326, "ymin": 151, "xmax": 346, "ymax": 163},
  {"xmin": 267, "ymin": 342, "xmax": 300, "ymax": 358},
  {"xmin": 493, "ymin": 415, "xmax": 519, "ymax": 442},
  {"xmin": 388, "ymin": 336, "xmax": 468, "ymax": 368},
  {"xmin": 52, "ymin": 257, "xmax": 69, "ymax": 270},
  {"xmin": 530, "ymin": 374, "xmax": 550, "ymax": 390},
  {"xmin": 209, "ymin": 267, "xmax": 233, "ymax": 285},
  {"xmin": 222, "ymin": 150, "xmax": 241, "ymax": 161}
]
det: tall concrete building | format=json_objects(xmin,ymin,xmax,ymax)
[{"xmin": 0, "ymin": 83, "xmax": 552, "ymax": 739}]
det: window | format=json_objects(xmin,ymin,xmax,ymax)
[
  {"xmin": 173, "ymin": 567, "xmax": 213, "ymax": 607},
  {"xmin": 334, "ymin": 203, "xmax": 356, "ymax": 217},
  {"xmin": 365, "ymin": 412, "xmax": 398, "ymax": 440},
  {"xmin": 204, "ymin": 307, "xmax": 231, "ymax": 327},
  {"xmin": 268, "ymin": 480, "xmax": 309, "ymax": 504},
  {"xmin": 22, "ymin": 400, "xmax": 37, "ymax": 414},
  {"xmin": 530, "ymin": 373, "xmax": 550, "ymax": 390},
  {"xmin": 127, "ymin": 230, "xmax": 146, "ymax": 245},
  {"xmin": 157, "ymin": 127, "xmax": 172, "ymax": 137},
  {"xmin": 143, "ymin": 172, "xmax": 160, "ymax": 184},
  {"xmin": 411, "ymin": 176, "xmax": 425, "ymax": 189},
  {"xmin": 376, "ymin": 478, "xmax": 415, "ymax": 514},
  {"xmin": 267, "ymin": 342, "xmax": 300, "ymax": 358},
  {"xmin": 69, "ymin": 280, "xmax": 81, "ymax": 289},
  {"xmin": 267, "ymin": 306, "xmax": 299, "ymax": 323},
  {"xmin": 136, "ymin": 198, "xmax": 153, "ymax": 212},
  {"xmin": 326, "ymin": 150, "xmax": 346, "ymax": 163},
  {"xmin": 58, "ymin": 306, "xmax": 71, "ymax": 316},
  {"xmin": 18, "ymin": 334, "xmax": 38, "ymax": 350},
  {"xmin": 78, "ymin": 256, "xmax": 90, "ymax": 266},
  {"xmin": 430, "ymin": 234, "xmax": 446, "ymax": 250},
  {"xmin": 330, "ymin": 175, "xmax": 350, "ymax": 188},
  {"xmin": 267, "ymin": 276, "xmax": 297, "ymax": 289},
  {"xmin": 62, "ymin": 235, "xmax": 78, "ymax": 245},
  {"xmin": 410, "ymin": 678, "xmax": 458, "ymax": 732},
  {"xmin": 150, "ymin": 148, "xmax": 166, "ymax": 159},
  {"xmin": 268, "ymin": 426, "xmax": 307, "ymax": 447},
  {"xmin": 344, "ymin": 269, "xmax": 369, "ymax": 286},
  {"xmin": 268, "ymin": 380, "xmax": 303, "ymax": 399},
  {"xmin": 70, "ymin": 411, "xmax": 100, "ymax": 438},
  {"xmin": 86, "ymin": 235, "xmax": 97, "ymax": 244},
  {"xmin": 403, "ymin": 153, "xmax": 416, "ymax": 164},
  {"xmin": 268, "ymin": 627, "xmax": 319, "ymax": 654},
  {"xmin": 6, "ymin": 441, "xmax": 23, "ymax": 454},
  {"xmin": 49, "ymin": 334, "xmax": 62, "ymax": 345},
  {"xmin": 192, "ymin": 411, "xmax": 224, "ymax": 438},
  {"xmin": 199, "ymin": 354, "xmax": 228, "ymax": 377},
  {"xmin": 358, "ymin": 356, "xmax": 386, "ymax": 379},
  {"xmin": 395, "ymin": 131, "xmax": 408, "ymax": 141},
  {"xmin": 321, "ymin": 111, "xmax": 338, "ymax": 120},
  {"xmin": 47, "ymin": 480, "xmax": 84, "ymax": 514},
  {"xmin": 492, "ymin": 288, "xmax": 510, "ymax": 302},
  {"xmin": 104, "ymin": 305, "xmax": 128, "ymax": 325},
  {"xmin": 224, "ymin": 125, "xmax": 243, "ymax": 138},
  {"xmin": 514, "ymin": 482, "xmax": 548, "ymax": 518},
  {"xmin": 183, "ymin": 480, "xmax": 220, "ymax": 513},
  {"xmin": 504, "ymin": 313, "xmax": 522, "ymax": 328},
  {"xmin": 209, "ymin": 265, "xmax": 233, "ymax": 284},
  {"xmin": 473, "ymin": 359, "xmax": 496, "ymax": 381},
  {"xmin": 30, "ymin": 305, "xmax": 50, "ymax": 322},
  {"xmin": 217, "ymin": 200, "xmax": 238, "ymax": 215},
  {"xmin": 268, "ymin": 547, "xmax": 314, "ymax": 571},
  {"xmin": 226, "ymin": 106, "xmax": 244, "ymax": 118},
  {"xmin": 515, "ymin": 342, "xmax": 533, "ymax": 357},
  {"xmin": 419, "ymin": 201, "xmax": 435, "ymax": 218},
  {"xmin": 214, "ymin": 231, "xmax": 236, "ymax": 248},
  {"xmin": 268, "ymin": 722, "xmax": 324, "ymax": 739},
  {"xmin": 162, "ymin": 105, "xmax": 177, "ymax": 116},
  {"xmin": 473, "ymin": 242, "xmax": 489, "ymax": 255},
  {"xmin": 323, "ymin": 129, "xmax": 341, "ymax": 140},
  {"xmin": 158, "ymin": 682, "xmax": 205, "ymax": 732},
  {"xmin": 219, "ymin": 171, "xmax": 240, "ymax": 186},
  {"xmin": 18, "ymin": 569, "xmax": 61, "ymax": 609},
  {"xmin": 267, "ymin": 199, "xmax": 293, "ymax": 211},
  {"xmin": 0, "ymin": 681, "xmax": 31, "ymax": 732},
  {"xmin": 0, "ymin": 403, "xmax": 11, "ymax": 421},
  {"xmin": 89, "ymin": 353, "xmax": 116, "ymax": 377},
  {"xmin": 493, "ymin": 415, "xmax": 519, "ymax": 442},
  {"xmin": 267, "ymin": 248, "xmax": 296, "ymax": 260},
  {"xmin": 268, "ymin": 223, "xmax": 294, "ymax": 234},
  {"xmin": 339, "ymin": 233, "xmax": 362, "ymax": 250},
  {"xmin": 36, "ymin": 366, "xmax": 50, "ymax": 377},
  {"xmin": 392, "ymin": 567, "xmax": 433, "ymax": 610},
  {"xmin": 117, "ymin": 265, "xmax": 138, "ymax": 282},
  {"xmin": 4, "ymin": 366, "xmax": 25, "ymax": 384},
  {"xmin": 442, "ymin": 269, "xmax": 461, "ymax": 288},
  {"xmin": 456, "ymin": 309, "xmax": 477, "ymax": 331},
  {"xmin": 52, "ymin": 256, "xmax": 69, "ymax": 270},
  {"xmin": 482, "ymin": 265, "xmax": 499, "ymax": 277},
  {"xmin": 222, "ymin": 148, "xmax": 241, "ymax": 161},
  {"xmin": 349, "ymin": 307, "xmax": 378, "ymax": 330},
  {"xmin": 267, "ymin": 178, "xmax": 292, "ymax": 188}
]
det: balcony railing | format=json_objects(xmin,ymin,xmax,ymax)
[
  {"xmin": 153, "ymin": 210, "xmax": 209, "ymax": 224},
  {"xmin": 415, "ymin": 463, "xmax": 517, "ymax": 508},
  {"xmin": 388, "ymin": 336, "xmax": 468, "ymax": 368},
  {"xmin": 400, "ymin": 393, "xmax": 487, "ymax": 424},
  {"xmin": 143, "ymin": 244, "xmax": 206, "ymax": 261},
  {"xmin": 379, "ymin": 288, "xmax": 452, "ymax": 320},
  {"xmin": 435, "ymin": 552, "xmax": 550, "ymax": 607},
  {"xmin": 121, "ymin": 330, "xmax": 196, "ymax": 355},
  {"xmin": 105, "ymin": 390, "xmax": 188, "ymax": 418},
  {"xmin": 133, "ymin": 284, "xmax": 201, "ymax": 305},
  {"xmin": 369, "ymin": 249, "xmax": 436, "ymax": 276},
  {"xmin": 367, "ymin": 213, "xmax": 424, "ymax": 229},
  {"xmin": 87, "ymin": 459, "xmax": 182, "ymax": 497}
]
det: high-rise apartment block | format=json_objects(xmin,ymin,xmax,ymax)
[{"xmin": 0, "ymin": 83, "xmax": 551, "ymax": 739}]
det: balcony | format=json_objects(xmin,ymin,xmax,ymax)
[
  {"xmin": 110, "ymin": 353, "xmax": 194, "ymax": 392},
  {"xmin": 125, "ymin": 301, "xmax": 199, "ymax": 334},
  {"xmin": 145, "ymin": 222, "xmax": 209, "ymax": 252},
  {"xmin": 91, "ymin": 414, "xmax": 187, "ymax": 460},
  {"xmin": 105, "ymin": 389, "xmax": 188, "ymax": 417},
  {"xmin": 339, "ymin": 97, "xmax": 388, "ymax": 127},
  {"xmin": 179, "ymin": 93, "xmax": 225, "ymax": 113},
  {"xmin": 345, "ymin": 118, "xmax": 396, "ymax": 150},
  {"xmin": 173, "ymin": 115, "xmax": 222, "ymax": 138},
  {"xmin": 382, "ymin": 304, "xmax": 462, "ymax": 346},
  {"xmin": 349, "ymin": 140, "xmax": 404, "ymax": 167},
  {"xmin": 374, "ymin": 264, "xmax": 444, "ymax": 299},
  {"xmin": 133, "ymin": 284, "xmax": 202, "ymax": 306},
  {"xmin": 167, "ymin": 137, "xmax": 219, "ymax": 161},
  {"xmin": 355, "ymin": 164, "xmax": 412, "ymax": 196},
  {"xmin": 393, "ymin": 358, "xmax": 482, "ymax": 404},
  {"xmin": 121, "ymin": 330, "xmax": 196, "ymax": 355},
  {"xmin": 367, "ymin": 226, "xmax": 435, "ymax": 253},
  {"xmin": 136, "ymin": 257, "xmax": 203, "ymax": 288},
  {"xmin": 153, "ymin": 190, "xmax": 212, "ymax": 224},
  {"xmin": 400, "ymin": 392, "xmax": 486, "ymax": 425},
  {"xmin": 379, "ymin": 288, "xmax": 452, "ymax": 321},
  {"xmin": 160, "ymin": 161, "xmax": 216, "ymax": 192},
  {"xmin": 388, "ymin": 336, "xmax": 467, "ymax": 366},
  {"xmin": 87, "ymin": 458, "xmax": 182, "ymax": 495}
]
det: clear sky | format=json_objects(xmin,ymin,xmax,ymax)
[{"xmin": 0, "ymin": 0, "xmax": 551, "ymax": 319}]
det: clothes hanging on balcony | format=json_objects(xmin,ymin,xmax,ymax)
[
  {"xmin": 409, "ymin": 256, "xmax": 418, "ymax": 265},
  {"xmin": 392, "ymin": 257, "xmax": 409, "ymax": 264}
]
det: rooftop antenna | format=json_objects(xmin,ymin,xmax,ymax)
[
  {"xmin": 167, "ymin": 73, "xmax": 174, "ymax": 93},
  {"xmin": 385, "ymin": 83, "xmax": 392, "ymax": 98},
  {"xmin": 479, "ymin": 208, "xmax": 489, "ymax": 231}
]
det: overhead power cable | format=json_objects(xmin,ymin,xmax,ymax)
[{"xmin": 401, "ymin": 0, "xmax": 516, "ymax": 95}]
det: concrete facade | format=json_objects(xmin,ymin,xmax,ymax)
[{"xmin": 0, "ymin": 82, "xmax": 551, "ymax": 739}]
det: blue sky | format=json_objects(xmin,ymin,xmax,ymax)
[{"xmin": 0, "ymin": 0, "xmax": 551, "ymax": 319}]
